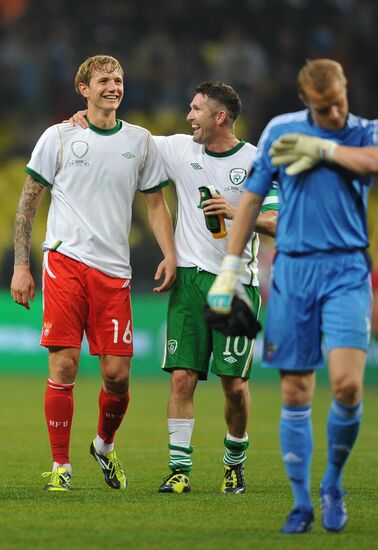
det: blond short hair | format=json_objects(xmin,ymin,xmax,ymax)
[
  {"xmin": 297, "ymin": 59, "xmax": 347, "ymax": 98},
  {"xmin": 75, "ymin": 55, "xmax": 123, "ymax": 94}
]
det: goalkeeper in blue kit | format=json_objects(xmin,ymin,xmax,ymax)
[{"xmin": 208, "ymin": 59, "xmax": 378, "ymax": 534}]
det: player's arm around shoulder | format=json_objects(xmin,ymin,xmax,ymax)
[
  {"xmin": 254, "ymin": 208, "xmax": 277, "ymax": 238},
  {"xmin": 254, "ymin": 185, "xmax": 279, "ymax": 238},
  {"xmin": 144, "ymin": 189, "xmax": 176, "ymax": 293},
  {"xmin": 11, "ymin": 174, "xmax": 46, "ymax": 310}
]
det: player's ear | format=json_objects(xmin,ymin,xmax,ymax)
[
  {"xmin": 78, "ymin": 82, "xmax": 89, "ymax": 99},
  {"xmin": 216, "ymin": 110, "xmax": 227, "ymax": 125},
  {"xmin": 299, "ymin": 93, "xmax": 308, "ymax": 107}
]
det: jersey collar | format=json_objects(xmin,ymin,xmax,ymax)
[
  {"xmin": 85, "ymin": 117, "xmax": 122, "ymax": 135},
  {"xmin": 204, "ymin": 140, "xmax": 246, "ymax": 157}
]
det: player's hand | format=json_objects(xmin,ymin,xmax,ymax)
[
  {"xmin": 10, "ymin": 265, "xmax": 35, "ymax": 310},
  {"xmin": 202, "ymin": 193, "xmax": 235, "ymax": 220},
  {"xmin": 269, "ymin": 133, "xmax": 337, "ymax": 175},
  {"xmin": 68, "ymin": 109, "xmax": 89, "ymax": 128},
  {"xmin": 153, "ymin": 257, "xmax": 176, "ymax": 293},
  {"xmin": 207, "ymin": 255, "xmax": 241, "ymax": 314}
]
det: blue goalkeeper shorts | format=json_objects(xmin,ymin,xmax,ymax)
[{"xmin": 262, "ymin": 250, "xmax": 372, "ymax": 371}]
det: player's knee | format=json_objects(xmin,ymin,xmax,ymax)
[
  {"xmin": 281, "ymin": 384, "xmax": 310, "ymax": 407},
  {"xmin": 101, "ymin": 356, "xmax": 130, "ymax": 394},
  {"xmin": 280, "ymin": 371, "xmax": 314, "ymax": 406},
  {"xmin": 333, "ymin": 377, "xmax": 361, "ymax": 404},
  {"xmin": 223, "ymin": 379, "xmax": 249, "ymax": 404},
  {"xmin": 102, "ymin": 371, "xmax": 129, "ymax": 395},
  {"xmin": 50, "ymin": 355, "xmax": 78, "ymax": 383},
  {"xmin": 171, "ymin": 369, "xmax": 197, "ymax": 398}
]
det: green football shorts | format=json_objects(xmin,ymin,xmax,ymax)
[{"xmin": 162, "ymin": 267, "xmax": 261, "ymax": 380}]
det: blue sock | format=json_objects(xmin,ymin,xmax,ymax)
[
  {"xmin": 280, "ymin": 405, "xmax": 313, "ymax": 511},
  {"xmin": 321, "ymin": 399, "xmax": 363, "ymax": 492}
]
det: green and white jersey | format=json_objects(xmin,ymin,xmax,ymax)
[
  {"xmin": 154, "ymin": 134, "xmax": 278, "ymax": 285},
  {"xmin": 26, "ymin": 120, "xmax": 168, "ymax": 279}
]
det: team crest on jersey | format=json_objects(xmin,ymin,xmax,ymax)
[
  {"xmin": 229, "ymin": 168, "xmax": 247, "ymax": 185},
  {"xmin": 71, "ymin": 141, "xmax": 89, "ymax": 158},
  {"xmin": 167, "ymin": 339, "xmax": 178, "ymax": 355}
]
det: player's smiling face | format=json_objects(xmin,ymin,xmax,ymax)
[
  {"xmin": 80, "ymin": 66, "xmax": 124, "ymax": 112},
  {"xmin": 186, "ymin": 93, "xmax": 219, "ymax": 145},
  {"xmin": 302, "ymin": 79, "xmax": 349, "ymax": 131}
]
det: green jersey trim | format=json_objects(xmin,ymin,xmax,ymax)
[
  {"xmin": 51, "ymin": 240, "xmax": 63, "ymax": 250},
  {"xmin": 86, "ymin": 117, "xmax": 122, "ymax": 135},
  {"xmin": 261, "ymin": 188, "xmax": 279, "ymax": 212},
  {"xmin": 261, "ymin": 203, "xmax": 279, "ymax": 213},
  {"xmin": 24, "ymin": 166, "xmax": 50, "ymax": 187},
  {"xmin": 204, "ymin": 140, "xmax": 246, "ymax": 158},
  {"xmin": 141, "ymin": 179, "xmax": 170, "ymax": 193}
]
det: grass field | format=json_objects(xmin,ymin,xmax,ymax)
[{"xmin": 0, "ymin": 375, "xmax": 377, "ymax": 550}]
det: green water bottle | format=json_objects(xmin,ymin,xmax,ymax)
[{"xmin": 198, "ymin": 186, "xmax": 227, "ymax": 239}]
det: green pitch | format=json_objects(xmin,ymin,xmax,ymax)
[{"xmin": 0, "ymin": 375, "xmax": 377, "ymax": 549}]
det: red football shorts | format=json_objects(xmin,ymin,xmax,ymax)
[
  {"xmin": 372, "ymin": 268, "xmax": 378, "ymax": 290},
  {"xmin": 41, "ymin": 251, "xmax": 133, "ymax": 356}
]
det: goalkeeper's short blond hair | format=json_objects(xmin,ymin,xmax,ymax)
[
  {"xmin": 297, "ymin": 59, "xmax": 347, "ymax": 98},
  {"xmin": 75, "ymin": 55, "xmax": 123, "ymax": 93}
]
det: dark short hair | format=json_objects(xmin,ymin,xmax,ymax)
[{"xmin": 196, "ymin": 81, "xmax": 242, "ymax": 122}]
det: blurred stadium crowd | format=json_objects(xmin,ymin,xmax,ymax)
[{"xmin": 0, "ymin": 0, "xmax": 377, "ymax": 300}]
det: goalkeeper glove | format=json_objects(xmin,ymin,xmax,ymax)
[
  {"xmin": 207, "ymin": 255, "xmax": 241, "ymax": 314},
  {"xmin": 204, "ymin": 293, "xmax": 261, "ymax": 339},
  {"xmin": 205, "ymin": 260, "xmax": 261, "ymax": 338},
  {"xmin": 269, "ymin": 133, "xmax": 337, "ymax": 175}
]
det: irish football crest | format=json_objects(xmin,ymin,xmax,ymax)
[
  {"xmin": 167, "ymin": 339, "xmax": 178, "ymax": 355},
  {"xmin": 71, "ymin": 141, "xmax": 89, "ymax": 158},
  {"xmin": 229, "ymin": 168, "xmax": 247, "ymax": 185}
]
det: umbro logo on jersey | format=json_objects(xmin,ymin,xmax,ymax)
[
  {"xmin": 122, "ymin": 152, "xmax": 136, "ymax": 159},
  {"xmin": 191, "ymin": 162, "xmax": 202, "ymax": 170},
  {"xmin": 224, "ymin": 356, "xmax": 237, "ymax": 364}
]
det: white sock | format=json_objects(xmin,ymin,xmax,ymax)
[
  {"xmin": 53, "ymin": 462, "xmax": 72, "ymax": 475},
  {"xmin": 226, "ymin": 432, "xmax": 249, "ymax": 443},
  {"xmin": 95, "ymin": 434, "xmax": 114, "ymax": 456},
  {"xmin": 168, "ymin": 418, "xmax": 194, "ymax": 448}
]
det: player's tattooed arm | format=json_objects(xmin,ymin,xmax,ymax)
[
  {"xmin": 14, "ymin": 175, "xmax": 46, "ymax": 265},
  {"xmin": 11, "ymin": 175, "xmax": 46, "ymax": 310}
]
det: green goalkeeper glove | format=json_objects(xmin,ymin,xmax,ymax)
[
  {"xmin": 269, "ymin": 133, "xmax": 337, "ymax": 175},
  {"xmin": 207, "ymin": 255, "xmax": 241, "ymax": 314}
]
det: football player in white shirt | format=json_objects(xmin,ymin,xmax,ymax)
[
  {"xmin": 10, "ymin": 55, "xmax": 176, "ymax": 492},
  {"xmin": 69, "ymin": 81, "xmax": 278, "ymax": 495}
]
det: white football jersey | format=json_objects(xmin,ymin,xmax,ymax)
[
  {"xmin": 26, "ymin": 120, "xmax": 168, "ymax": 278},
  {"xmin": 154, "ymin": 134, "xmax": 278, "ymax": 285}
]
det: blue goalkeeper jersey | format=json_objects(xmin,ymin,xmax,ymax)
[{"xmin": 245, "ymin": 110, "xmax": 378, "ymax": 254}]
